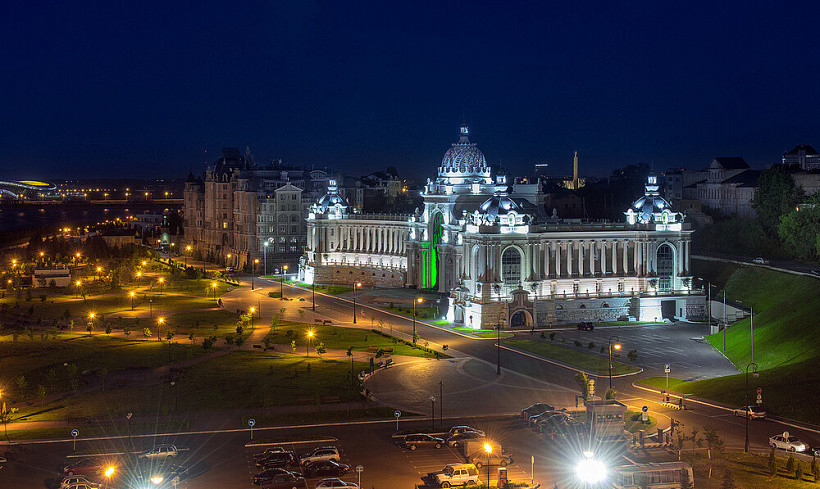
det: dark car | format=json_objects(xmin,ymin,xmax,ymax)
[
  {"xmin": 535, "ymin": 412, "xmax": 573, "ymax": 433},
  {"xmin": 253, "ymin": 447, "xmax": 287, "ymax": 461},
  {"xmin": 256, "ymin": 451, "xmax": 297, "ymax": 469},
  {"xmin": 521, "ymin": 403, "xmax": 554, "ymax": 420},
  {"xmin": 304, "ymin": 459, "xmax": 350, "ymax": 477},
  {"xmin": 63, "ymin": 458, "xmax": 115, "ymax": 476},
  {"xmin": 255, "ymin": 471, "xmax": 305, "ymax": 489},
  {"xmin": 252, "ymin": 468, "xmax": 295, "ymax": 485},
  {"xmin": 402, "ymin": 433, "xmax": 444, "ymax": 450}
]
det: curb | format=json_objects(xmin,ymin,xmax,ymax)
[{"xmin": 499, "ymin": 344, "xmax": 644, "ymax": 379}]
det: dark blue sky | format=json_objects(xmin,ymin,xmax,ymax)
[{"xmin": 3, "ymin": 1, "xmax": 820, "ymax": 181}]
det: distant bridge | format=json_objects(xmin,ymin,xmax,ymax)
[{"xmin": 0, "ymin": 180, "xmax": 58, "ymax": 198}]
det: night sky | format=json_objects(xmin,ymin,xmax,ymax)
[{"xmin": 3, "ymin": 1, "xmax": 820, "ymax": 181}]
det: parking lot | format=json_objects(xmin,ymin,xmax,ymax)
[{"xmin": 244, "ymin": 439, "xmax": 361, "ymax": 488}]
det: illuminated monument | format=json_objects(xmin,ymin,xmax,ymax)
[{"xmin": 301, "ymin": 125, "xmax": 703, "ymax": 328}]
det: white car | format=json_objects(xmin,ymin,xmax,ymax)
[
  {"xmin": 300, "ymin": 446, "xmax": 340, "ymax": 466},
  {"xmin": 753, "ymin": 257, "xmax": 768, "ymax": 265},
  {"xmin": 64, "ymin": 484, "xmax": 98, "ymax": 489},
  {"xmin": 59, "ymin": 477, "xmax": 99, "ymax": 489},
  {"xmin": 732, "ymin": 405, "xmax": 766, "ymax": 419},
  {"xmin": 433, "ymin": 463, "xmax": 481, "ymax": 488},
  {"xmin": 315, "ymin": 478, "xmax": 358, "ymax": 488},
  {"xmin": 769, "ymin": 432, "xmax": 807, "ymax": 452},
  {"xmin": 140, "ymin": 444, "xmax": 178, "ymax": 459}
]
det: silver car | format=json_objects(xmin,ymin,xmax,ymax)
[
  {"xmin": 769, "ymin": 432, "xmax": 807, "ymax": 452},
  {"xmin": 732, "ymin": 405, "xmax": 766, "ymax": 419}
]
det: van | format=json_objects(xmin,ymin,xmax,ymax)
[{"xmin": 433, "ymin": 463, "xmax": 481, "ymax": 487}]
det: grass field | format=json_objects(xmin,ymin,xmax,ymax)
[
  {"xmin": 683, "ymin": 450, "xmax": 820, "ymax": 489},
  {"xmin": 278, "ymin": 281, "xmax": 354, "ymax": 295},
  {"xmin": 265, "ymin": 321, "xmax": 436, "ymax": 357},
  {"xmin": 505, "ymin": 339, "xmax": 641, "ymax": 375},
  {"xmin": 452, "ymin": 326, "xmax": 514, "ymax": 339}
]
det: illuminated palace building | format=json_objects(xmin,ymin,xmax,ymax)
[{"xmin": 300, "ymin": 126, "xmax": 705, "ymax": 328}]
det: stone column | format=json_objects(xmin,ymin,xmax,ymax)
[
  {"xmin": 544, "ymin": 243, "xmax": 550, "ymax": 278},
  {"xmin": 623, "ymin": 240, "xmax": 629, "ymax": 274},
  {"xmin": 601, "ymin": 241, "xmax": 607, "ymax": 276},
  {"xmin": 577, "ymin": 241, "xmax": 584, "ymax": 276},
  {"xmin": 588, "ymin": 241, "xmax": 595, "ymax": 276},
  {"xmin": 566, "ymin": 241, "xmax": 572, "ymax": 277}
]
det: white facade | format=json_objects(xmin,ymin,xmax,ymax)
[{"xmin": 301, "ymin": 126, "xmax": 705, "ymax": 327}]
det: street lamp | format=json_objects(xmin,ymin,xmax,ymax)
[
  {"xmin": 129, "ymin": 291, "xmax": 135, "ymax": 310},
  {"xmin": 430, "ymin": 396, "xmax": 436, "ymax": 431},
  {"xmin": 104, "ymin": 466, "xmax": 115, "ymax": 488},
  {"xmin": 263, "ymin": 240, "xmax": 269, "ymax": 276},
  {"xmin": 185, "ymin": 245, "xmax": 192, "ymax": 268},
  {"xmin": 575, "ymin": 450, "xmax": 606, "ymax": 486},
  {"xmin": 497, "ymin": 311, "xmax": 506, "ymax": 375},
  {"xmin": 608, "ymin": 336, "xmax": 622, "ymax": 390},
  {"xmin": 280, "ymin": 264, "xmax": 289, "ymax": 299},
  {"xmin": 158, "ymin": 277, "xmax": 164, "ymax": 295},
  {"xmin": 412, "ymin": 296, "xmax": 423, "ymax": 341},
  {"xmin": 75, "ymin": 280, "xmax": 82, "ymax": 298},
  {"xmin": 249, "ymin": 306, "xmax": 256, "ymax": 329},
  {"xmin": 307, "ymin": 330, "xmax": 314, "ymax": 357},
  {"xmin": 211, "ymin": 282, "xmax": 218, "ymax": 301},
  {"xmin": 744, "ymin": 362, "xmax": 759, "ymax": 452},
  {"xmin": 157, "ymin": 317, "xmax": 165, "ymax": 341},
  {"xmin": 353, "ymin": 282, "xmax": 362, "ymax": 323},
  {"xmin": 252, "ymin": 259, "xmax": 259, "ymax": 290},
  {"xmin": 484, "ymin": 443, "xmax": 493, "ymax": 486}
]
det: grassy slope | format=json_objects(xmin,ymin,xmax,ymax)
[
  {"xmin": 644, "ymin": 260, "xmax": 820, "ymax": 423},
  {"xmin": 265, "ymin": 321, "xmax": 437, "ymax": 357},
  {"xmin": 505, "ymin": 339, "xmax": 641, "ymax": 375}
]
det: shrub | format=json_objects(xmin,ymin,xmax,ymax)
[
  {"xmin": 143, "ymin": 327, "xmax": 152, "ymax": 337},
  {"xmin": 588, "ymin": 342, "xmax": 595, "ymax": 350},
  {"xmin": 796, "ymin": 461, "xmax": 803, "ymax": 481},
  {"xmin": 574, "ymin": 340, "xmax": 582, "ymax": 347},
  {"xmin": 628, "ymin": 349, "xmax": 639, "ymax": 362},
  {"xmin": 787, "ymin": 455, "xmax": 795, "ymax": 474}
]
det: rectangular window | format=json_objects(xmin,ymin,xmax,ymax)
[
  {"xmin": 290, "ymin": 245, "xmax": 297, "ymax": 252},
  {"xmin": 291, "ymin": 194, "xmax": 296, "ymax": 200},
  {"xmin": 279, "ymin": 246, "xmax": 286, "ymax": 253},
  {"xmin": 222, "ymin": 222, "xmax": 228, "ymax": 229},
  {"xmin": 279, "ymin": 237, "xmax": 286, "ymax": 243}
]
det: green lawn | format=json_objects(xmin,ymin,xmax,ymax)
[
  {"xmin": 265, "ymin": 321, "xmax": 436, "ymax": 357},
  {"xmin": 505, "ymin": 339, "xmax": 641, "ymax": 375},
  {"xmin": 452, "ymin": 326, "xmax": 514, "ymax": 339},
  {"xmin": 683, "ymin": 450, "xmax": 820, "ymax": 489},
  {"xmin": 279, "ymin": 281, "xmax": 353, "ymax": 295},
  {"xmin": 624, "ymin": 410, "xmax": 657, "ymax": 433}
]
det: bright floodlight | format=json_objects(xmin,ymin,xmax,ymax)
[
  {"xmin": 150, "ymin": 475, "xmax": 163, "ymax": 484},
  {"xmin": 104, "ymin": 466, "xmax": 115, "ymax": 478},
  {"xmin": 613, "ymin": 343, "xmax": 622, "ymax": 350},
  {"xmin": 576, "ymin": 451, "xmax": 607, "ymax": 484},
  {"xmin": 484, "ymin": 442, "xmax": 492, "ymax": 454}
]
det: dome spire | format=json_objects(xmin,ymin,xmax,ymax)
[{"xmin": 458, "ymin": 123, "xmax": 470, "ymax": 144}]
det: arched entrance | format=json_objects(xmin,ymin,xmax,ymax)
[
  {"xmin": 657, "ymin": 243, "xmax": 675, "ymax": 291},
  {"xmin": 510, "ymin": 310, "xmax": 533, "ymax": 327}
]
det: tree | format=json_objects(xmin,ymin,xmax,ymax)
[
  {"xmin": 605, "ymin": 388, "xmax": 616, "ymax": 400},
  {"xmin": 703, "ymin": 425, "xmax": 724, "ymax": 453},
  {"xmin": 575, "ymin": 372, "xmax": 589, "ymax": 399},
  {"xmin": 315, "ymin": 342, "xmax": 326, "ymax": 356},
  {"xmin": 234, "ymin": 335, "xmax": 245, "ymax": 348},
  {"xmin": 752, "ymin": 165, "xmax": 803, "ymax": 234},
  {"xmin": 679, "ymin": 468, "xmax": 694, "ymax": 489},
  {"xmin": 796, "ymin": 461, "xmax": 804, "ymax": 481},
  {"xmin": 787, "ymin": 454, "xmax": 796, "ymax": 474},
  {"xmin": 812, "ymin": 456, "xmax": 819, "ymax": 482},
  {"xmin": 628, "ymin": 349, "xmax": 639, "ymax": 362},
  {"xmin": 768, "ymin": 446, "xmax": 777, "ymax": 476},
  {"xmin": 36, "ymin": 384, "xmax": 46, "ymax": 400},
  {"xmin": 16, "ymin": 375, "xmax": 27, "ymax": 395},
  {"xmin": 721, "ymin": 468, "xmax": 736, "ymax": 489},
  {"xmin": 778, "ymin": 193, "xmax": 820, "ymax": 260}
]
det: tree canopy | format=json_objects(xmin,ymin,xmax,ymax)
[{"xmin": 752, "ymin": 165, "xmax": 803, "ymax": 233}]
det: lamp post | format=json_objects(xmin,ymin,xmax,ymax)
[
  {"xmin": 158, "ymin": 277, "xmax": 164, "ymax": 295},
  {"xmin": 249, "ymin": 306, "xmax": 255, "ymax": 329},
  {"xmin": 104, "ymin": 466, "xmax": 114, "ymax": 489},
  {"xmin": 280, "ymin": 265, "xmax": 288, "ymax": 299},
  {"xmin": 353, "ymin": 282, "xmax": 362, "ymax": 324},
  {"xmin": 129, "ymin": 291, "xmax": 135, "ymax": 310},
  {"xmin": 211, "ymin": 282, "xmax": 217, "ymax": 301},
  {"xmin": 312, "ymin": 279, "xmax": 316, "ymax": 312},
  {"xmin": 497, "ymin": 312, "xmax": 506, "ymax": 376},
  {"xmin": 608, "ymin": 336, "xmax": 622, "ymax": 390},
  {"xmin": 744, "ymin": 362, "xmax": 759, "ymax": 453},
  {"xmin": 157, "ymin": 317, "xmax": 164, "ymax": 341},
  {"xmin": 430, "ymin": 396, "xmax": 436, "ymax": 431},
  {"xmin": 307, "ymin": 330, "xmax": 314, "ymax": 357},
  {"xmin": 263, "ymin": 240, "xmax": 269, "ymax": 276},
  {"xmin": 439, "ymin": 381, "xmax": 443, "ymax": 427},
  {"xmin": 412, "ymin": 296, "xmax": 423, "ymax": 341},
  {"xmin": 484, "ymin": 443, "xmax": 492, "ymax": 486},
  {"xmin": 226, "ymin": 253, "xmax": 232, "ymax": 269},
  {"xmin": 252, "ymin": 259, "xmax": 259, "ymax": 290},
  {"xmin": 185, "ymin": 245, "xmax": 191, "ymax": 268}
]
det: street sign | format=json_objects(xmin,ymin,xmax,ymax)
[
  {"xmin": 641, "ymin": 406, "xmax": 648, "ymax": 422},
  {"xmin": 757, "ymin": 394, "xmax": 763, "ymax": 405},
  {"xmin": 642, "ymin": 405, "xmax": 648, "ymax": 412},
  {"xmin": 757, "ymin": 387, "xmax": 762, "ymax": 395},
  {"xmin": 664, "ymin": 364, "xmax": 671, "ymax": 373},
  {"xmin": 248, "ymin": 419, "xmax": 255, "ymax": 427},
  {"xmin": 355, "ymin": 465, "xmax": 364, "ymax": 473},
  {"xmin": 71, "ymin": 429, "xmax": 79, "ymax": 437},
  {"xmin": 394, "ymin": 410, "xmax": 401, "ymax": 418}
]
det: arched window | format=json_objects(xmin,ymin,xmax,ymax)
[
  {"xmin": 502, "ymin": 247, "xmax": 521, "ymax": 288},
  {"xmin": 657, "ymin": 243, "xmax": 675, "ymax": 291}
]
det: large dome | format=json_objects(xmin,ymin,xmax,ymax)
[{"xmin": 438, "ymin": 125, "xmax": 490, "ymax": 182}]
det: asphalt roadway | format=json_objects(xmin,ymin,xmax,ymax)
[{"xmin": 1, "ymin": 277, "xmax": 818, "ymax": 488}]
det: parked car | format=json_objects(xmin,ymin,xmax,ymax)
[
  {"xmin": 753, "ymin": 257, "xmax": 768, "ymax": 265},
  {"xmin": 577, "ymin": 322, "xmax": 595, "ymax": 331},
  {"xmin": 468, "ymin": 451, "xmax": 513, "ymax": 468},
  {"xmin": 402, "ymin": 433, "xmax": 444, "ymax": 450},
  {"xmin": 63, "ymin": 484, "xmax": 98, "ymax": 489},
  {"xmin": 63, "ymin": 459, "xmax": 113, "ymax": 476},
  {"xmin": 59, "ymin": 477, "xmax": 100, "ymax": 489},
  {"xmin": 521, "ymin": 403, "xmax": 554, "ymax": 420},
  {"xmin": 811, "ymin": 268, "xmax": 820, "ymax": 277},
  {"xmin": 140, "ymin": 444, "xmax": 178, "ymax": 459},
  {"xmin": 253, "ymin": 471, "xmax": 305, "ymax": 489},
  {"xmin": 253, "ymin": 468, "xmax": 297, "ymax": 485},
  {"xmin": 446, "ymin": 431, "xmax": 485, "ymax": 448},
  {"xmin": 253, "ymin": 447, "xmax": 287, "ymax": 461},
  {"xmin": 299, "ymin": 446, "xmax": 341, "ymax": 465},
  {"xmin": 256, "ymin": 451, "xmax": 297, "ymax": 469},
  {"xmin": 314, "ymin": 478, "xmax": 358, "ymax": 488},
  {"xmin": 535, "ymin": 412, "xmax": 573, "ymax": 434},
  {"xmin": 528, "ymin": 408, "xmax": 563, "ymax": 426},
  {"xmin": 769, "ymin": 432, "xmax": 807, "ymax": 452},
  {"xmin": 446, "ymin": 426, "xmax": 485, "ymax": 438},
  {"xmin": 431, "ymin": 463, "xmax": 481, "ymax": 487},
  {"xmin": 304, "ymin": 459, "xmax": 350, "ymax": 477},
  {"xmin": 732, "ymin": 405, "xmax": 766, "ymax": 419}
]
